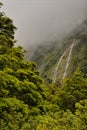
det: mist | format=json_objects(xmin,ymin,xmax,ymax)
[{"xmin": 1, "ymin": 0, "xmax": 87, "ymax": 49}]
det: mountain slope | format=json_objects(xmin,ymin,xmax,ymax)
[{"xmin": 30, "ymin": 20, "xmax": 87, "ymax": 83}]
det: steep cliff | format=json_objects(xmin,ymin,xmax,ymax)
[{"xmin": 30, "ymin": 20, "xmax": 87, "ymax": 83}]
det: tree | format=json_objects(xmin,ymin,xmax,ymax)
[
  {"xmin": 75, "ymin": 99, "xmax": 87, "ymax": 130},
  {"xmin": 0, "ymin": 98, "xmax": 29, "ymax": 130},
  {"xmin": 52, "ymin": 69, "xmax": 87, "ymax": 112},
  {"xmin": 0, "ymin": 3, "xmax": 48, "ymax": 129}
]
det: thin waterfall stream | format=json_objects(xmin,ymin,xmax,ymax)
[
  {"xmin": 53, "ymin": 52, "xmax": 65, "ymax": 83},
  {"xmin": 63, "ymin": 41, "xmax": 75, "ymax": 79}
]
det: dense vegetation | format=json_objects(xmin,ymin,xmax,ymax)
[{"xmin": 0, "ymin": 3, "xmax": 87, "ymax": 130}]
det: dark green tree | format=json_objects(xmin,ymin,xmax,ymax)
[{"xmin": 0, "ymin": 3, "xmax": 48, "ymax": 129}]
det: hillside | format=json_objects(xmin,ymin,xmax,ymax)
[{"xmin": 30, "ymin": 20, "xmax": 87, "ymax": 83}]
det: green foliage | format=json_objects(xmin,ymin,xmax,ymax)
[
  {"xmin": 0, "ymin": 98, "xmax": 29, "ymax": 130},
  {"xmin": 25, "ymin": 109, "xmax": 84, "ymax": 130},
  {"xmin": 52, "ymin": 69, "xmax": 87, "ymax": 112},
  {"xmin": 75, "ymin": 99, "xmax": 87, "ymax": 130},
  {"xmin": 24, "ymin": 99, "xmax": 87, "ymax": 130}
]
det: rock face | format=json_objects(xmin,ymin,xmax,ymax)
[{"xmin": 30, "ymin": 20, "xmax": 87, "ymax": 83}]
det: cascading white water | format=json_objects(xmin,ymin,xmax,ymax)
[
  {"xmin": 53, "ymin": 40, "xmax": 75, "ymax": 83},
  {"xmin": 63, "ymin": 41, "xmax": 75, "ymax": 79},
  {"xmin": 53, "ymin": 52, "xmax": 65, "ymax": 83}
]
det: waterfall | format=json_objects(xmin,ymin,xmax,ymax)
[
  {"xmin": 53, "ymin": 40, "xmax": 75, "ymax": 83},
  {"xmin": 63, "ymin": 41, "xmax": 75, "ymax": 79},
  {"xmin": 53, "ymin": 52, "xmax": 65, "ymax": 83}
]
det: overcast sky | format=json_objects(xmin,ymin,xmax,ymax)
[{"xmin": 1, "ymin": 0, "xmax": 87, "ymax": 48}]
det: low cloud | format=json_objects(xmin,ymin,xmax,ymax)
[{"xmin": 1, "ymin": 0, "xmax": 87, "ymax": 48}]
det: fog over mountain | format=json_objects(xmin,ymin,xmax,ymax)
[{"xmin": 1, "ymin": 0, "xmax": 87, "ymax": 48}]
